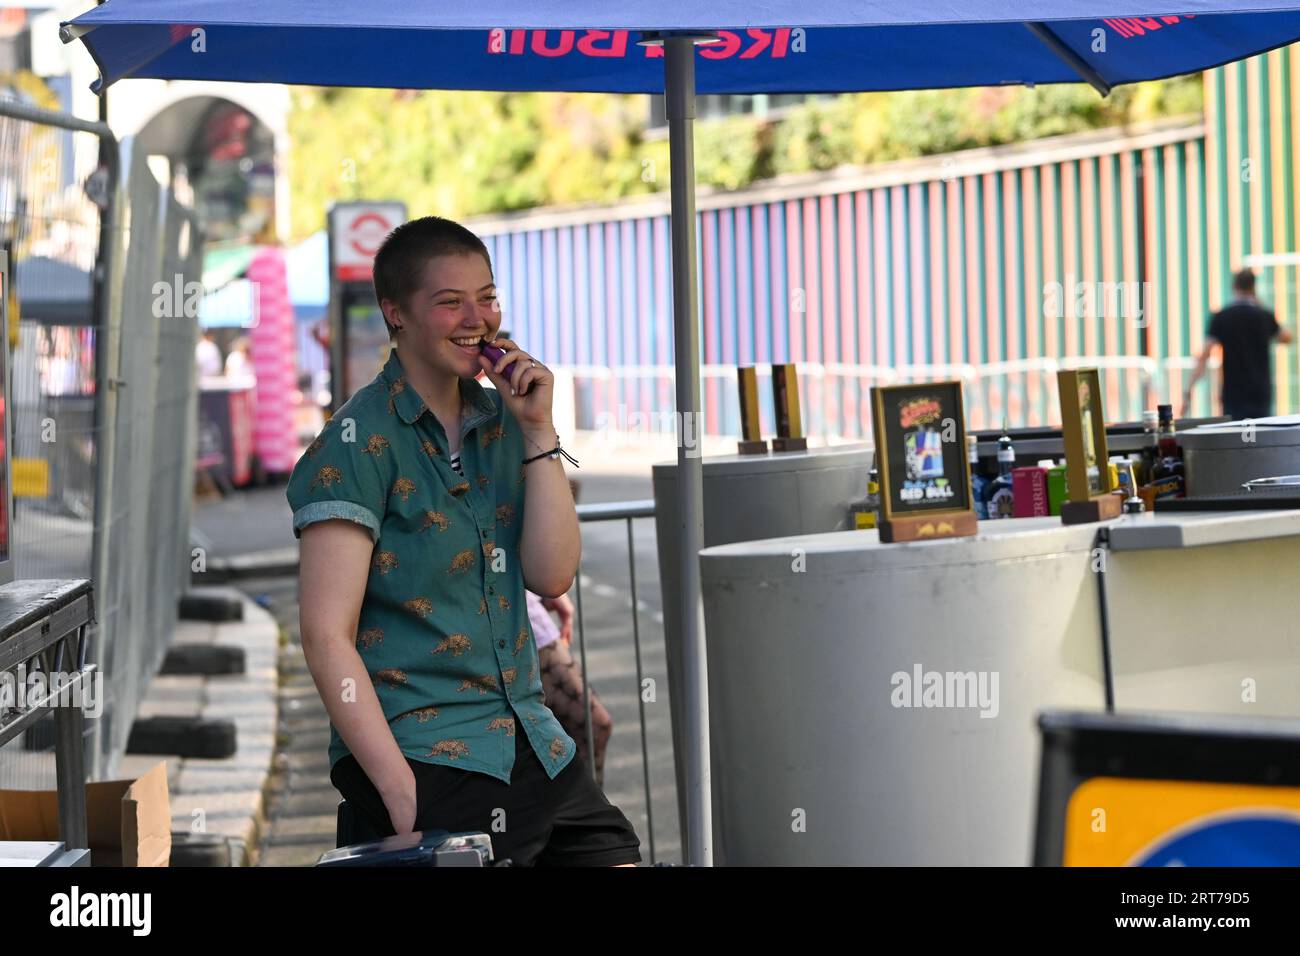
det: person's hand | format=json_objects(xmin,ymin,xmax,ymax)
[
  {"xmin": 379, "ymin": 766, "xmax": 418, "ymax": 835},
  {"xmin": 310, "ymin": 319, "xmax": 330, "ymax": 351},
  {"xmin": 478, "ymin": 337, "xmax": 554, "ymax": 432},
  {"xmin": 542, "ymin": 593, "xmax": 575, "ymax": 644},
  {"xmin": 1180, "ymin": 391, "xmax": 1192, "ymax": 419}
]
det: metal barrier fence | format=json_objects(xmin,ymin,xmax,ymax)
[
  {"xmin": 571, "ymin": 499, "xmax": 666, "ymax": 865},
  {"xmin": 12, "ymin": 322, "xmax": 98, "ymax": 529},
  {"xmin": 0, "ymin": 97, "xmax": 201, "ymax": 787},
  {"xmin": 91, "ymin": 143, "xmax": 202, "ymax": 779},
  {"xmin": 0, "ymin": 98, "xmax": 107, "ymax": 789},
  {"xmin": 1, "ymin": 106, "xmax": 100, "ymax": 584}
]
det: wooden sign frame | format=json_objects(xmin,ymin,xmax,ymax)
[
  {"xmin": 770, "ymin": 363, "xmax": 807, "ymax": 452},
  {"xmin": 1057, "ymin": 368, "xmax": 1122, "ymax": 524},
  {"xmin": 736, "ymin": 366, "xmax": 768, "ymax": 455},
  {"xmin": 870, "ymin": 380, "xmax": 978, "ymax": 543}
]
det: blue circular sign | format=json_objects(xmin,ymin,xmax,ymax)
[{"xmin": 1136, "ymin": 814, "xmax": 1300, "ymax": 866}]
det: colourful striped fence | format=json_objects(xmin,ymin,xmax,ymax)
[{"xmin": 469, "ymin": 53, "xmax": 1300, "ymax": 441}]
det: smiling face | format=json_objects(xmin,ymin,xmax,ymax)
[{"xmin": 382, "ymin": 252, "xmax": 500, "ymax": 380}]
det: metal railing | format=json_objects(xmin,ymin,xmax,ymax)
[
  {"xmin": 571, "ymin": 498, "xmax": 662, "ymax": 864},
  {"xmin": 561, "ymin": 354, "xmax": 1224, "ymax": 446}
]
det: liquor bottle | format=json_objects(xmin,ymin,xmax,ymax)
[
  {"xmin": 1115, "ymin": 459, "xmax": 1132, "ymax": 498},
  {"xmin": 1149, "ymin": 404, "xmax": 1186, "ymax": 500},
  {"xmin": 984, "ymin": 423, "xmax": 1016, "ymax": 519},
  {"xmin": 1136, "ymin": 409, "xmax": 1159, "ymax": 486},
  {"xmin": 850, "ymin": 468, "xmax": 880, "ymax": 529},
  {"xmin": 968, "ymin": 436, "xmax": 988, "ymax": 519}
]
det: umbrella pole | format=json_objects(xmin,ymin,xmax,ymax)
[{"xmin": 664, "ymin": 34, "xmax": 712, "ymax": 867}]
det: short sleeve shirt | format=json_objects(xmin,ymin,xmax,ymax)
[
  {"xmin": 1208, "ymin": 300, "xmax": 1281, "ymax": 410},
  {"xmin": 285, "ymin": 349, "xmax": 576, "ymax": 783}
]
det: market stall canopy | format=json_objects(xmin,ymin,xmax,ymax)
[
  {"xmin": 198, "ymin": 278, "xmax": 257, "ymax": 328},
  {"xmin": 16, "ymin": 256, "xmax": 93, "ymax": 326},
  {"xmin": 201, "ymin": 243, "xmax": 256, "ymax": 291},
  {"xmin": 198, "ymin": 238, "xmax": 327, "ymax": 325},
  {"xmin": 61, "ymin": 2, "xmax": 1300, "ymax": 96}
]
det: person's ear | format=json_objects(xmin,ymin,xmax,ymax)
[{"xmin": 380, "ymin": 298, "xmax": 404, "ymax": 333}]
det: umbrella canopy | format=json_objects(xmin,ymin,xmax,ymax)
[
  {"xmin": 60, "ymin": 2, "xmax": 1300, "ymax": 94},
  {"xmin": 62, "ymin": 0, "xmax": 1300, "ymax": 868}
]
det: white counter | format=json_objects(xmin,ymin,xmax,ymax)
[{"xmin": 698, "ymin": 508, "xmax": 1300, "ymax": 865}]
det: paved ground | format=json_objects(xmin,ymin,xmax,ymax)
[
  {"xmin": 246, "ymin": 574, "xmax": 340, "ymax": 867},
  {"xmin": 196, "ymin": 449, "xmax": 684, "ymax": 866},
  {"xmin": 116, "ymin": 588, "xmax": 280, "ymax": 867}
]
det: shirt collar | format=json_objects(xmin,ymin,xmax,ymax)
[{"xmin": 381, "ymin": 348, "xmax": 498, "ymax": 432}]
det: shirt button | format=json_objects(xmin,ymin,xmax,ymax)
[
  {"xmin": 498, "ymin": 640, "xmax": 505, "ymax": 649},
  {"xmin": 488, "ymin": 586, "xmax": 495, "ymax": 595}
]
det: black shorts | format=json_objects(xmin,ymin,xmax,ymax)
[{"xmin": 330, "ymin": 730, "xmax": 642, "ymax": 867}]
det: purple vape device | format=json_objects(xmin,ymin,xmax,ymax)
[{"xmin": 479, "ymin": 339, "xmax": 533, "ymax": 394}]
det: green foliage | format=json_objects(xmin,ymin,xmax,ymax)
[
  {"xmin": 288, "ymin": 88, "xmax": 655, "ymax": 238},
  {"xmin": 287, "ymin": 76, "xmax": 1203, "ymax": 241},
  {"xmin": 694, "ymin": 115, "xmax": 776, "ymax": 189}
]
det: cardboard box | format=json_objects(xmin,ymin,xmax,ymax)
[
  {"xmin": 1012, "ymin": 467, "xmax": 1050, "ymax": 517},
  {"xmin": 0, "ymin": 761, "xmax": 170, "ymax": 866}
]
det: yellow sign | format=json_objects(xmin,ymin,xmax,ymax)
[
  {"xmin": 13, "ymin": 458, "xmax": 49, "ymax": 498},
  {"xmin": 1064, "ymin": 776, "xmax": 1300, "ymax": 866}
]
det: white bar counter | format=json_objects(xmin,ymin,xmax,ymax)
[
  {"xmin": 698, "ymin": 508, "xmax": 1300, "ymax": 865},
  {"xmin": 1104, "ymin": 509, "xmax": 1300, "ymax": 722}
]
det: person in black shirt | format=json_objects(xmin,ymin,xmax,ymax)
[{"xmin": 1184, "ymin": 268, "xmax": 1293, "ymax": 420}]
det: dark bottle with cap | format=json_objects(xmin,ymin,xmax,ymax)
[
  {"xmin": 1136, "ymin": 409, "xmax": 1160, "ymax": 486},
  {"xmin": 968, "ymin": 436, "xmax": 988, "ymax": 519},
  {"xmin": 984, "ymin": 423, "xmax": 1016, "ymax": 519},
  {"xmin": 1149, "ymin": 404, "xmax": 1185, "ymax": 499}
]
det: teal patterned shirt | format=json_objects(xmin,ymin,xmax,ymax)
[{"xmin": 285, "ymin": 349, "xmax": 576, "ymax": 783}]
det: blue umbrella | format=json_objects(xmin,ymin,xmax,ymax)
[
  {"xmin": 59, "ymin": 3, "xmax": 1300, "ymax": 94},
  {"xmin": 62, "ymin": 1, "xmax": 1300, "ymax": 866}
]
